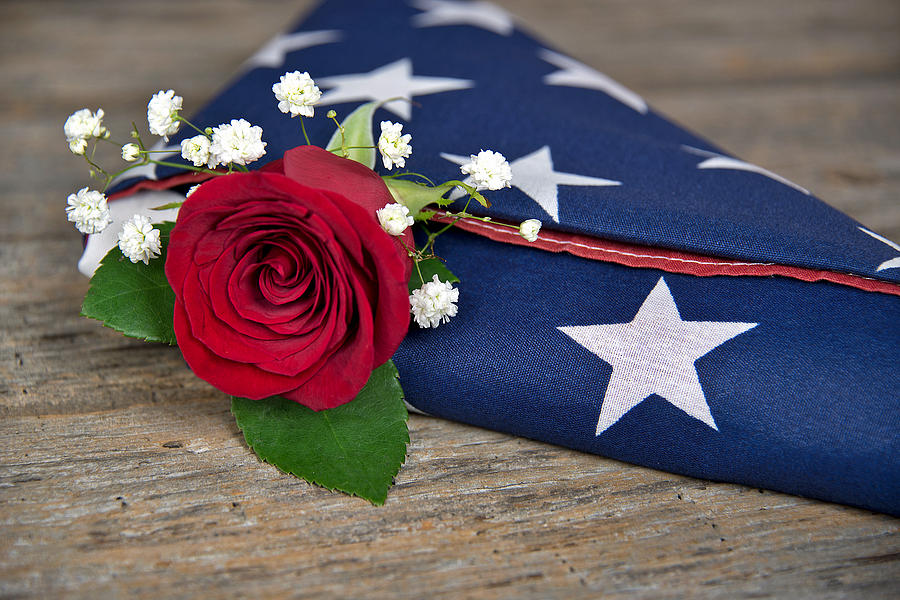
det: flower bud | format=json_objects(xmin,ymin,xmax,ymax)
[
  {"xmin": 121, "ymin": 143, "xmax": 141, "ymax": 162},
  {"xmin": 518, "ymin": 219, "xmax": 542, "ymax": 242}
]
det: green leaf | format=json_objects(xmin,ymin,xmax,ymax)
[
  {"xmin": 231, "ymin": 361, "xmax": 409, "ymax": 505},
  {"xmin": 409, "ymin": 257, "xmax": 460, "ymax": 293},
  {"xmin": 384, "ymin": 178, "xmax": 454, "ymax": 216},
  {"xmin": 442, "ymin": 179, "xmax": 491, "ymax": 208},
  {"xmin": 150, "ymin": 201, "xmax": 184, "ymax": 211},
  {"xmin": 414, "ymin": 209, "xmax": 437, "ymax": 222},
  {"xmin": 326, "ymin": 102, "xmax": 377, "ymax": 169},
  {"xmin": 81, "ymin": 221, "xmax": 177, "ymax": 345}
]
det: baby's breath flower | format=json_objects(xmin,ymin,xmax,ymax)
[
  {"xmin": 68, "ymin": 138, "xmax": 88, "ymax": 155},
  {"xmin": 66, "ymin": 187, "xmax": 111, "ymax": 234},
  {"xmin": 518, "ymin": 218, "xmax": 542, "ymax": 242},
  {"xmin": 121, "ymin": 143, "xmax": 141, "ymax": 162},
  {"xmin": 210, "ymin": 119, "xmax": 266, "ymax": 166},
  {"xmin": 377, "ymin": 121, "xmax": 412, "ymax": 170},
  {"xmin": 117, "ymin": 214, "xmax": 161, "ymax": 264},
  {"xmin": 460, "ymin": 149, "xmax": 512, "ymax": 191},
  {"xmin": 272, "ymin": 71, "xmax": 321, "ymax": 118},
  {"xmin": 409, "ymin": 275, "xmax": 459, "ymax": 329},
  {"xmin": 376, "ymin": 202, "xmax": 414, "ymax": 236},
  {"xmin": 147, "ymin": 90, "xmax": 183, "ymax": 139},
  {"xmin": 186, "ymin": 184, "xmax": 201, "ymax": 198},
  {"xmin": 64, "ymin": 108, "xmax": 107, "ymax": 155},
  {"xmin": 181, "ymin": 135, "xmax": 213, "ymax": 168}
]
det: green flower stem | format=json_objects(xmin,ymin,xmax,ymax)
[
  {"xmin": 446, "ymin": 211, "xmax": 517, "ymax": 229},
  {"xmin": 132, "ymin": 122, "xmax": 145, "ymax": 147},
  {"xmin": 99, "ymin": 159, "xmax": 227, "ymax": 193},
  {"xmin": 151, "ymin": 160, "xmax": 224, "ymax": 176},
  {"xmin": 99, "ymin": 136, "xmax": 128, "ymax": 148},
  {"xmin": 299, "ymin": 115, "xmax": 311, "ymax": 145},
  {"xmin": 328, "ymin": 112, "xmax": 346, "ymax": 155},
  {"xmin": 412, "ymin": 258, "xmax": 426, "ymax": 289},
  {"xmin": 383, "ymin": 171, "xmax": 437, "ymax": 186},
  {"xmin": 422, "ymin": 200, "xmax": 469, "ymax": 255},
  {"xmin": 176, "ymin": 115, "xmax": 210, "ymax": 138},
  {"xmin": 326, "ymin": 144, "xmax": 377, "ymax": 157},
  {"xmin": 102, "ymin": 164, "xmax": 139, "ymax": 191},
  {"xmin": 398, "ymin": 238, "xmax": 427, "ymax": 286},
  {"xmin": 83, "ymin": 154, "xmax": 110, "ymax": 180}
]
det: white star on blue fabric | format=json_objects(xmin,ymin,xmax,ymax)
[
  {"xmin": 683, "ymin": 145, "xmax": 810, "ymax": 195},
  {"xmin": 317, "ymin": 58, "xmax": 474, "ymax": 120},
  {"xmin": 108, "ymin": 142, "xmax": 180, "ymax": 188},
  {"xmin": 559, "ymin": 277, "xmax": 757, "ymax": 436},
  {"xmin": 243, "ymin": 30, "xmax": 342, "ymax": 70},
  {"xmin": 441, "ymin": 145, "xmax": 620, "ymax": 222},
  {"xmin": 859, "ymin": 227, "xmax": 900, "ymax": 271},
  {"xmin": 539, "ymin": 49, "xmax": 648, "ymax": 114},
  {"xmin": 410, "ymin": 0, "xmax": 515, "ymax": 35}
]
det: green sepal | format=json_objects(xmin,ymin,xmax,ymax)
[
  {"xmin": 231, "ymin": 361, "xmax": 409, "ymax": 506},
  {"xmin": 81, "ymin": 221, "xmax": 177, "ymax": 345},
  {"xmin": 409, "ymin": 258, "xmax": 460, "ymax": 293},
  {"xmin": 326, "ymin": 102, "xmax": 377, "ymax": 169}
]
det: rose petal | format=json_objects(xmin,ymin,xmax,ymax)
[{"xmin": 166, "ymin": 166, "xmax": 414, "ymax": 409}]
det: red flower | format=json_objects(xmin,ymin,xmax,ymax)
[{"xmin": 165, "ymin": 146, "xmax": 412, "ymax": 410}]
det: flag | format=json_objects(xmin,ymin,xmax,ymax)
[{"xmin": 88, "ymin": 0, "xmax": 900, "ymax": 515}]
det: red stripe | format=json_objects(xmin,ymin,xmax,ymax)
[
  {"xmin": 433, "ymin": 212, "xmax": 900, "ymax": 297},
  {"xmin": 109, "ymin": 175, "xmax": 900, "ymax": 297},
  {"xmin": 107, "ymin": 171, "xmax": 219, "ymax": 201}
]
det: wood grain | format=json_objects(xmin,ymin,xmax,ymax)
[{"xmin": 1, "ymin": 0, "xmax": 898, "ymax": 597}]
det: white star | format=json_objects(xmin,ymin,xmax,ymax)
[
  {"xmin": 243, "ymin": 30, "xmax": 342, "ymax": 70},
  {"xmin": 441, "ymin": 145, "xmax": 620, "ymax": 222},
  {"xmin": 410, "ymin": 0, "xmax": 515, "ymax": 35},
  {"xmin": 108, "ymin": 142, "xmax": 180, "ymax": 188},
  {"xmin": 559, "ymin": 277, "xmax": 757, "ymax": 436},
  {"xmin": 859, "ymin": 227, "xmax": 900, "ymax": 271},
  {"xmin": 683, "ymin": 145, "xmax": 810, "ymax": 195},
  {"xmin": 539, "ymin": 49, "xmax": 648, "ymax": 114},
  {"xmin": 316, "ymin": 58, "xmax": 474, "ymax": 120}
]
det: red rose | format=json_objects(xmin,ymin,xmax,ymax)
[{"xmin": 165, "ymin": 146, "xmax": 412, "ymax": 410}]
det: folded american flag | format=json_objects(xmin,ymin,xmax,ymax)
[{"xmin": 88, "ymin": 0, "xmax": 900, "ymax": 515}]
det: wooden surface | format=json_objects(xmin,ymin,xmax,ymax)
[{"xmin": 2, "ymin": 0, "xmax": 899, "ymax": 597}]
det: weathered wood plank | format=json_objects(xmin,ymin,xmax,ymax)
[
  {"xmin": 1, "ymin": 401, "xmax": 898, "ymax": 598},
  {"xmin": 1, "ymin": 0, "xmax": 898, "ymax": 597}
]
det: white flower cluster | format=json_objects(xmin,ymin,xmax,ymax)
[
  {"xmin": 66, "ymin": 187, "xmax": 111, "ymax": 234},
  {"xmin": 273, "ymin": 71, "xmax": 321, "ymax": 118},
  {"xmin": 460, "ymin": 150, "xmax": 512, "ymax": 191},
  {"xmin": 147, "ymin": 90, "xmax": 183, "ymax": 140},
  {"xmin": 376, "ymin": 202, "xmax": 414, "ymax": 236},
  {"xmin": 64, "ymin": 108, "xmax": 108, "ymax": 155},
  {"xmin": 377, "ymin": 121, "xmax": 412, "ymax": 170},
  {"xmin": 117, "ymin": 214, "xmax": 161, "ymax": 265},
  {"xmin": 409, "ymin": 275, "xmax": 459, "ymax": 329},
  {"xmin": 210, "ymin": 119, "xmax": 267, "ymax": 166},
  {"xmin": 180, "ymin": 119, "xmax": 267, "ymax": 168},
  {"xmin": 181, "ymin": 135, "xmax": 214, "ymax": 168}
]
